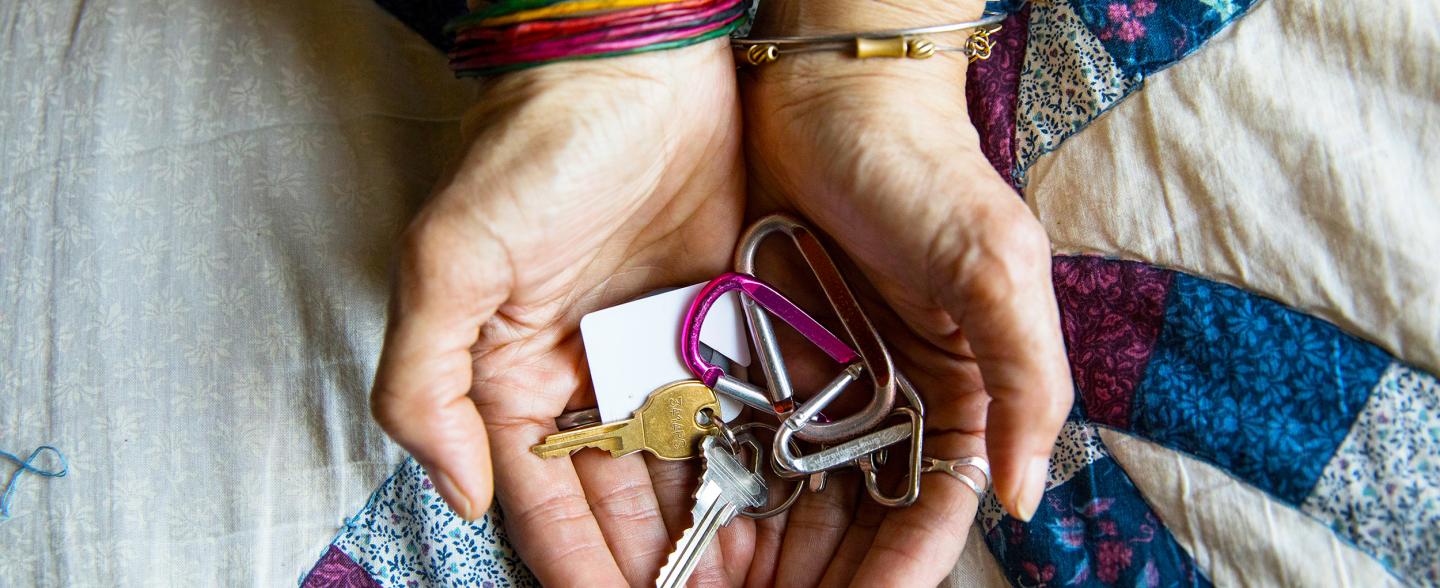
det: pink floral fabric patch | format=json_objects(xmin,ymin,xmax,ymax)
[
  {"xmin": 303, "ymin": 546, "xmax": 382, "ymax": 588},
  {"xmin": 1053, "ymin": 255, "xmax": 1173, "ymax": 428}
]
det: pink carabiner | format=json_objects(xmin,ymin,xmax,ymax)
[{"xmin": 681, "ymin": 272, "xmax": 858, "ymax": 388}]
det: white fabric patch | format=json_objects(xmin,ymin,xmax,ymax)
[
  {"xmin": 1013, "ymin": 0, "xmax": 1140, "ymax": 182},
  {"xmin": 1302, "ymin": 363, "xmax": 1440, "ymax": 586}
]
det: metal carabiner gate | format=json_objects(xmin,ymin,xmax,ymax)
[{"xmin": 734, "ymin": 214, "xmax": 897, "ymax": 443}]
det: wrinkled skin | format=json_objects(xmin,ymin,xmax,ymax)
[
  {"xmin": 371, "ymin": 42, "xmax": 754, "ymax": 586},
  {"xmin": 732, "ymin": 1, "xmax": 1073, "ymax": 584},
  {"xmin": 370, "ymin": 0, "xmax": 1072, "ymax": 581}
]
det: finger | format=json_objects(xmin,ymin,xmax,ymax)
[
  {"xmin": 745, "ymin": 511, "xmax": 788, "ymax": 587},
  {"xmin": 776, "ymin": 471, "xmax": 860, "ymax": 587},
  {"xmin": 371, "ymin": 211, "xmax": 514, "ymax": 519},
  {"xmin": 937, "ymin": 195, "xmax": 1072, "ymax": 521},
  {"xmin": 849, "ymin": 432, "xmax": 982, "ymax": 587},
  {"xmin": 691, "ymin": 521, "xmax": 754, "ymax": 587},
  {"xmin": 718, "ymin": 520, "xmax": 759, "ymax": 585},
  {"xmin": 487, "ymin": 410, "xmax": 629, "ymax": 585},
  {"xmin": 817, "ymin": 498, "xmax": 886, "ymax": 587},
  {"xmin": 573, "ymin": 451, "xmax": 672, "ymax": 585}
]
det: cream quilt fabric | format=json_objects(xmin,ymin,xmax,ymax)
[
  {"xmin": 1025, "ymin": 0, "xmax": 1440, "ymax": 376},
  {"xmin": 1, "ymin": 0, "xmax": 475, "ymax": 583}
]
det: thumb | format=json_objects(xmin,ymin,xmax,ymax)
[
  {"xmin": 936, "ymin": 191, "xmax": 1073, "ymax": 522},
  {"xmin": 371, "ymin": 210, "xmax": 513, "ymax": 520}
]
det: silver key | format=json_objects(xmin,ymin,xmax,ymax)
[{"xmin": 656, "ymin": 435, "xmax": 767, "ymax": 588}]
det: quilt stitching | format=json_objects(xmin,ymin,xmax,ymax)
[
  {"xmin": 1013, "ymin": 0, "xmax": 1140, "ymax": 182},
  {"xmin": 1302, "ymin": 363, "xmax": 1440, "ymax": 586},
  {"xmin": 980, "ymin": 420, "xmax": 1110, "ymax": 532},
  {"xmin": 966, "ymin": 4, "xmax": 1032, "ymax": 189},
  {"xmin": 1131, "ymin": 273, "xmax": 1393, "ymax": 504},
  {"xmin": 1053, "ymin": 255, "xmax": 1173, "ymax": 429},
  {"xmin": 983, "ymin": 454, "xmax": 1211, "ymax": 587}
]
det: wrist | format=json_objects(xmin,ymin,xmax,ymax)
[{"xmin": 753, "ymin": 0, "xmax": 989, "ymax": 36}]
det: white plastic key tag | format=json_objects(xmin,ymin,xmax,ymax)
[{"xmin": 580, "ymin": 284, "xmax": 751, "ymax": 423}]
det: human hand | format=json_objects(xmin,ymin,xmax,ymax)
[
  {"xmin": 370, "ymin": 40, "xmax": 755, "ymax": 586},
  {"xmin": 739, "ymin": 1, "xmax": 1073, "ymax": 584}
]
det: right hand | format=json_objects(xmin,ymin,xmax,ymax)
[{"xmin": 369, "ymin": 40, "xmax": 752, "ymax": 586}]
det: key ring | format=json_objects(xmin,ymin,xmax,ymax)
[
  {"xmin": 734, "ymin": 215, "xmax": 898, "ymax": 443},
  {"xmin": 728, "ymin": 422, "xmax": 805, "ymax": 519},
  {"xmin": 702, "ymin": 407, "xmax": 740, "ymax": 451}
]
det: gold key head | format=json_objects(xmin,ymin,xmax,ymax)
[
  {"xmin": 530, "ymin": 380, "xmax": 720, "ymax": 461},
  {"xmin": 634, "ymin": 380, "xmax": 721, "ymax": 460}
]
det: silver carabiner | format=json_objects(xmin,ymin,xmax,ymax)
[
  {"xmin": 770, "ymin": 368, "xmax": 910, "ymax": 477},
  {"xmin": 734, "ymin": 214, "xmax": 897, "ymax": 443},
  {"xmin": 857, "ymin": 373, "xmax": 926, "ymax": 507}
]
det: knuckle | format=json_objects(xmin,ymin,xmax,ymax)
[
  {"xmin": 858, "ymin": 538, "xmax": 930, "ymax": 585},
  {"xmin": 989, "ymin": 205, "xmax": 1051, "ymax": 262},
  {"xmin": 687, "ymin": 560, "xmax": 731, "ymax": 588},
  {"xmin": 585, "ymin": 477, "xmax": 661, "ymax": 527},
  {"xmin": 396, "ymin": 218, "xmax": 458, "ymax": 279},
  {"xmin": 512, "ymin": 492, "xmax": 594, "ymax": 538},
  {"xmin": 950, "ymin": 203, "xmax": 1051, "ymax": 306},
  {"xmin": 368, "ymin": 381, "xmax": 429, "ymax": 440},
  {"xmin": 392, "ymin": 213, "xmax": 509, "ymax": 314}
]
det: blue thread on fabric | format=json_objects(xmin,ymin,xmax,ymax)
[{"xmin": 1, "ymin": 446, "xmax": 69, "ymax": 521}]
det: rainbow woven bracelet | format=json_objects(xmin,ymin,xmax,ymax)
[{"xmin": 448, "ymin": 0, "xmax": 748, "ymax": 77}]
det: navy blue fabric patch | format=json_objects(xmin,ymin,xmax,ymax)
[
  {"xmin": 1131, "ymin": 273, "xmax": 1392, "ymax": 504},
  {"xmin": 372, "ymin": 0, "xmax": 467, "ymax": 50},
  {"xmin": 985, "ymin": 455, "xmax": 1211, "ymax": 587},
  {"xmin": 1070, "ymin": 0, "xmax": 1257, "ymax": 76}
]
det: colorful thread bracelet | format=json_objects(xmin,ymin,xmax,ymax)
[
  {"xmin": 452, "ymin": 0, "xmax": 743, "ymax": 60},
  {"xmin": 447, "ymin": 0, "xmax": 747, "ymax": 77},
  {"xmin": 454, "ymin": 0, "xmax": 719, "ymax": 46}
]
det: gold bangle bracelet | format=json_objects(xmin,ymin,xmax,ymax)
[{"xmin": 732, "ymin": 10, "xmax": 1009, "ymax": 66}]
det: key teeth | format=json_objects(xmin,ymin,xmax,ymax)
[
  {"xmin": 656, "ymin": 524, "xmax": 699, "ymax": 586},
  {"xmin": 532, "ymin": 447, "xmax": 576, "ymax": 459}
]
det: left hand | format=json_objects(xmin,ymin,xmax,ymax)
[{"xmin": 736, "ymin": 0, "xmax": 1074, "ymax": 584}]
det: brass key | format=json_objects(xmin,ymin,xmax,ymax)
[{"xmin": 531, "ymin": 381, "xmax": 720, "ymax": 460}]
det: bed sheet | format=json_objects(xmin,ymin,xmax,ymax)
[{"xmin": 0, "ymin": 0, "xmax": 477, "ymax": 584}]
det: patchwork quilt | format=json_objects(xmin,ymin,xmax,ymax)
[{"xmin": 303, "ymin": 0, "xmax": 1440, "ymax": 585}]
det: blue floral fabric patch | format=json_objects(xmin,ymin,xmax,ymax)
[
  {"xmin": 328, "ymin": 459, "xmax": 538, "ymax": 588},
  {"xmin": 985, "ymin": 454, "xmax": 1211, "ymax": 587},
  {"xmin": 1132, "ymin": 273, "xmax": 1393, "ymax": 504},
  {"xmin": 1070, "ymin": 0, "xmax": 1257, "ymax": 76}
]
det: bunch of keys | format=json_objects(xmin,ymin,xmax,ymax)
[{"xmin": 531, "ymin": 214, "xmax": 952, "ymax": 587}]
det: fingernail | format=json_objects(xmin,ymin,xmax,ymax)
[
  {"xmin": 1013, "ymin": 456, "xmax": 1050, "ymax": 523},
  {"xmin": 430, "ymin": 469, "xmax": 475, "ymax": 520}
]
